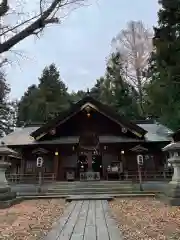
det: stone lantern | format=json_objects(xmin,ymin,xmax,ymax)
[
  {"xmin": 0, "ymin": 145, "xmax": 17, "ymax": 207},
  {"xmin": 163, "ymin": 142, "xmax": 180, "ymax": 205}
]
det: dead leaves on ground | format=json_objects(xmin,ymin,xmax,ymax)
[
  {"xmin": 110, "ymin": 198, "xmax": 180, "ymax": 240},
  {"xmin": 0, "ymin": 199, "xmax": 67, "ymax": 240}
]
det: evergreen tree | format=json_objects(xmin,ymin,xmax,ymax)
[
  {"xmin": 90, "ymin": 77, "xmax": 105, "ymax": 101},
  {"xmin": 17, "ymin": 64, "xmax": 70, "ymax": 125},
  {"xmin": 146, "ymin": 0, "xmax": 180, "ymax": 129},
  {"xmin": 17, "ymin": 85, "xmax": 39, "ymax": 125},
  {"xmin": 70, "ymin": 90, "xmax": 86, "ymax": 103},
  {"xmin": 100, "ymin": 52, "xmax": 140, "ymax": 119},
  {"xmin": 0, "ymin": 71, "xmax": 16, "ymax": 136}
]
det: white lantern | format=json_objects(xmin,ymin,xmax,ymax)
[
  {"xmin": 137, "ymin": 155, "xmax": 143, "ymax": 165},
  {"xmin": 37, "ymin": 157, "xmax": 43, "ymax": 167}
]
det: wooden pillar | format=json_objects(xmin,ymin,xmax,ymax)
[
  {"xmin": 53, "ymin": 153, "xmax": 59, "ymax": 180},
  {"xmin": 20, "ymin": 156, "xmax": 25, "ymax": 181},
  {"xmin": 87, "ymin": 151, "xmax": 92, "ymax": 170}
]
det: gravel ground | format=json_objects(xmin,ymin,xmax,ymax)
[
  {"xmin": 109, "ymin": 198, "xmax": 180, "ymax": 240},
  {"xmin": 0, "ymin": 199, "xmax": 67, "ymax": 240}
]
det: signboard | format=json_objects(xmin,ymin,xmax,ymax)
[
  {"xmin": 137, "ymin": 155, "xmax": 143, "ymax": 165},
  {"xmin": 37, "ymin": 157, "xmax": 43, "ymax": 167}
]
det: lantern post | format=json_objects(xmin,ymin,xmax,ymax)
[
  {"xmin": 163, "ymin": 142, "xmax": 180, "ymax": 205},
  {"xmin": 36, "ymin": 156, "xmax": 43, "ymax": 193},
  {"xmin": 137, "ymin": 154, "xmax": 144, "ymax": 191}
]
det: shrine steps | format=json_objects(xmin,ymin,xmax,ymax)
[{"xmin": 46, "ymin": 181, "xmax": 136, "ymax": 195}]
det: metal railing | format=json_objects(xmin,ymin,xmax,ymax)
[{"xmin": 6, "ymin": 173, "xmax": 56, "ymax": 184}]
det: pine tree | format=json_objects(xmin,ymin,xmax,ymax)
[
  {"xmin": 0, "ymin": 71, "xmax": 16, "ymax": 136},
  {"xmin": 90, "ymin": 52, "xmax": 140, "ymax": 119},
  {"xmin": 104, "ymin": 52, "xmax": 140, "ymax": 119},
  {"xmin": 90, "ymin": 77, "xmax": 105, "ymax": 101},
  {"xmin": 17, "ymin": 64, "xmax": 70, "ymax": 125},
  {"xmin": 37, "ymin": 64, "xmax": 70, "ymax": 120},
  {"xmin": 146, "ymin": 0, "xmax": 180, "ymax": 129}
]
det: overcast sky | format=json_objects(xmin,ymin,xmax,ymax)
[{"xmin": 7, "ymin": 0, "xmax": 159, "ymax": 100}]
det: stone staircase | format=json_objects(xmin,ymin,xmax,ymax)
[{"xmin": 46, "ymin": 181, "xmax": 137, "ymax": 196}]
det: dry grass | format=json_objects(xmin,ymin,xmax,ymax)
[
  {"xmin": 0, "ymin": 199, "xmax": 67, "ymax": 240},
  {"xmin": 109, "ymin": 198, "xmax": 180, "ymax": 240}
]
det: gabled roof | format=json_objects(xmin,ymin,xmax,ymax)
[
  {"xmin": 137, "ymin": 121, "xmax": 173, "ymax": 142},
  {"xmin": 30, "ymin": 96, "xmax": 147, "ymax": 140},
  {"xmin": 0, "ymin": 122, "xmax": 172, "ymax": 147}
]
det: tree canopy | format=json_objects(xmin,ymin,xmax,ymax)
[
  {"xmin": 0, "ymin": 0, "xmax": 87, "ymax": 58},
  {"xmin": 0, "ymin": 71, "xmax": 17, "ymax": 136},
  {"xmin": 17, "ymin": 64, "xmax": 70, "ymax": 126},
  {"xmin": 144, "ymin": 0, "xmax": 180, "ymax": 130},
  {"xmin": 6, "ymin": 1, "xmax": 180, "ymax": 132}
]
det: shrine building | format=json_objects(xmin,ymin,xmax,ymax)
[{"xmin": 0, "ymin": 95, "xmax": 173, "ymax": 182}]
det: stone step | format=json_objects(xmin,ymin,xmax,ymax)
[
  {"xmin": 47, "ymin": 190, "xmax": 135, "ymax": 195},
  {"xmin": 48, "ymin": 186, "xmax": 133, "ymax": 190},
  {"xmin": 45, "ymin": 181, "xmax": 137, "ymax": 195},
  {"xmin": 66, "ymin": 195, "xmax": 114, "ymax": 202},
  {"xmin": 47, "ymin": 191, "xmax": 136, "ymax": 195},
  {"xmin": 50, "ymin": 181, "xmax": 132, "ymax": 185},
  {"xmin": 48, "ymin": 185, "xmax": 133, "ymax": 190},
  {"xmin": 66, "ymin": 193, "xmax": 156, "ymax": 201},
  {"xmin": 18, "ymin": 192, "xmax": 156, "ymax": 200},
  {"xmin": 49, "ymin": 183, "xmax": 134, "ymax": 189}
]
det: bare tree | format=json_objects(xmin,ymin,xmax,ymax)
[
  {"xmin": 0, "ymin": 0, "xmax": 86, "ymax": 56},
  {"xmin": 112, "ymin": 20, "xmax": 153, "ymax": 115}
]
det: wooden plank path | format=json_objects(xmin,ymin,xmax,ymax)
[{"xmin": 43, "ymin": 200, "xmax": 123, "ymax": 240}]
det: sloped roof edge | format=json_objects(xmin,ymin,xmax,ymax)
[{"xmin": 30, "ymin": 96, "xmax": 147, "ymax": 139}]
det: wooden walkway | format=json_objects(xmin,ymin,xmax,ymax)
[{"xmin": 43, "ymin": 200, "xmax": 123, "ymax": 240}]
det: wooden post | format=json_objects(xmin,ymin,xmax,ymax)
[
  {"xmin": 138, "ymin": 164, "xmax": 143, "ymax": 191},
  {"xmin": 53, "ymin": 150, "xmax": 59, "ymax": 180},
  {"xmin": 87, "ymin": 151, "xmax": 92, "ymax": 171},
  {"xmin": 20, "ymin": 156, "xmax": 25, "ymax": 182},
  {"xmin": 38, "ymin": 169, "xmax": 42, "ymax": 193},
  {"xmin": 137, "ymin": 154, "xmax": 143, "ymax": 191},
  {"xmin": 53, "ymin": 156, "xmax": 58, "ymax": 180}
]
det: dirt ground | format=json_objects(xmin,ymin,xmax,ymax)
[
  {"xmin": 109, "ymin": 198, "xmax": 180, "ymax": 240},
  {"xmin": 0, "ymin": 199, "xmax": 67, "ymax": 240}
]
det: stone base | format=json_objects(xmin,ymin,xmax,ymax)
[
  {"xmin": 0, "ymin": 186, "xmax": 17, "ymax": 208},
  {"xmin": 80, "ymin": 172, "xmax": 100, "ymax": 181},
  {"xmin": 0, "ymin": 197, "xmax": 22, "ymax": 209},
  {"xmin": 164, "ymin": 182, "xmax": 180, "ymax": 206}
]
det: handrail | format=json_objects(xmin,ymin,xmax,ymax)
[
  {"xmin": 7, "ymin": 173, "xmax": 56, "ymax": 183},
  {"xmin": 6, "ymin": 171, "xmax": 173, "ymax": 183}
]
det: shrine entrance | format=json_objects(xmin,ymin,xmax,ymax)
[
  {"xmin": 92, "ymin": 151, "xmax": 103, "ymax": 177},
  {"xmin": 78, "ymin": 132, "xmax": 102, "ymax": 180},
  {"xmin": 77, "ymin": 151, "xmax": 103, "ymax": 180}
]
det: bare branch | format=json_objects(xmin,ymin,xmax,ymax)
[
  {"xmin": 0, "ymin": 0, "xmax": 86, "ymax": 54},
  {"xmin": 0, "ymin": 0, "xmax": 9, "ymax": 17},
  {"xmin": 0, "ymin": 14, "xmax": 41, "ymax": 37},
  {"xmin": 112, "ymin": 20, "xmax": 153, "ymax": 115},
  {"xmin": 112, "ymin": 21, "xmax": 153, "ymax": 87}
]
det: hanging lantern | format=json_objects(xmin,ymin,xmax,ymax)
[
  {"xmin": 55, "ymin": 151, "xmax": 59, "ymax": 156},
  {"xmin": 85, "ymin": 105, "xmax": 91, "ymax": 112},
  {"xmin": 122, "ymin": 127, "xmax": 127, "ymax": 133},
  {"xmin": 121, "ymin": 150, "xmax": 124, "ymax": 154},
  {"xmin": 85, "ymin": 105, "xmax": 91, "ymax": 118},
  {"xmin": 50, "ymin": 128, "xmax": 56, "ymax": 135}
]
